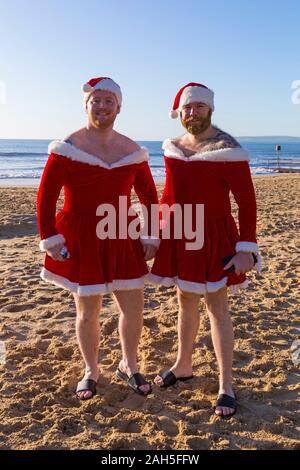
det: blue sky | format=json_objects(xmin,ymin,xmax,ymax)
[{"xmin": 0, "ymin": 0, "xmax": 299, "ymax": 139}]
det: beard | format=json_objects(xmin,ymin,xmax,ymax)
[
  {"xmin": 181, "ymin": 109, "xmax": 212, "ymax": 135},
  {"xmin": 93, "ymin": 113, "xmax": 117, "ymax": 129}
]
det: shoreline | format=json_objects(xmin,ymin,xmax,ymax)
[{"xmin": 0, "ymin": 171, "xmax": 298, "ymax": 188}]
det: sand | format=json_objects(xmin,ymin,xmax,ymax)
[{"xmin": 0, "ymin": 174, "xmax": 299, "ymax": 450}]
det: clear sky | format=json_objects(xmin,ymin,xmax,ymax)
[{"xmin": 1, "ymin": 0, "xmax": 299, "ymax": 140}]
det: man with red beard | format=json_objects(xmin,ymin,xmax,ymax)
[
  {"xmin": 37, "ymin": 77, "xmax": 159, "ymax": 399},
  {"xmin": 150, "ymin": 83, "xmax": 261, "ymax": 417}
]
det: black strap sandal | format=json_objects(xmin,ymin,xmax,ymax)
[
  {"xmin": 76, "ymin": 379, "xmax": 97, "ymax": 400},
  {"xmin": 116, "ymin": 368, "xmax": 152, "ymax": 396},
  {"xmin": 214, "ymin": 393, "xmax": 237, "ymax": 418},
  {"xmin": 158, "ymin": 370, "xmax": 194, "ymax": 388}
]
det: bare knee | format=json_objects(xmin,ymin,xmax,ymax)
[
  {"xmin": 74, "ymin": 294, "xmax": 102, "ymax": 322},
  {"xmin": 113, "ymin": 289, "xmax": 144, "ymax": 316},
  {"xmin": 205, "ymin": 288, "xmax": 229, "ymax": 321},
  {"xmin": 178, "ymin": 288, "xmax": 201, "ymax": 309}
]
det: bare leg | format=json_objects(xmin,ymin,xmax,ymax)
[
  {"xmin": 154, "ymin": 288, "xmax": 201, "ymax": 386},
  {"xmin": 113, "ymin": 288, "xmax": 150, "ymax": 394},
  {"xmin": 74, "ymin": 293, "xmax": 102, "ymax": 399},
  {"xmin": 204, "ymin": 287, "xmax": 235, "ymax": 416}
]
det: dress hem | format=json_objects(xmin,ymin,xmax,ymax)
[
  {"xmin": 147, "ymin": 272, "xmax": 249, "ymax": 294},
  {"xmin": 40, "ymin": 268, "xmax": 146, "ymax": 296}
]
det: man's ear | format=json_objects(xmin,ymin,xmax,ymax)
[{"xmin": 117, "ymin": 104, "xmax": 121, "ymax": 114}]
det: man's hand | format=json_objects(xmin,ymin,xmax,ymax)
[
  {"xmin": 46, "ymin": 243, "xmax": 69, "ymax": 262},
  {"xmin": 224, "ymin": 251, "xmax": 254, "ymax": 276},
  {"xmin": 143, "ymin": 243, "xmax": 158, "ymax": 261}
]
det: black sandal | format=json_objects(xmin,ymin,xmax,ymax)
[
  {"xmin": 214, "ymin": 393, "xmax": 237, "ymax": 418},
  {"xmin": 76, "ymin": 379, "xmax": 97, "ymax": 400},
  {"xmin": 157, "ymin": 370, "xmax": 194, "ymax": 388},
  {"xmin": 116, "ymin": 368, "xmax": 152, "ymax": 396}
]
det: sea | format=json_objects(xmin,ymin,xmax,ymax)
[{"xmin": 0, "ymin": 138, "xmax": 299, "ymax": 186}]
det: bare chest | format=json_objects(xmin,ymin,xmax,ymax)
[
  {"xmin": 174, "ymin": 140, "xmax": 214, "ymax": 157},
  {"xmin": 71, "ymin": 137, "xmax": 130, "ymax": 164}
]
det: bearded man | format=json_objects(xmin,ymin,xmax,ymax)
[{"xmin": 150, "ymin": 82, "xmax": 261, "ymax": 417}]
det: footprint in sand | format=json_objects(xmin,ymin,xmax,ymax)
[
  {"xmin": 0, "ymin": 303, "xmax": 35, "ymax": 313},
  {"xmin": 102, "ymin": 317, "xmax": 118, "ymax": 336},
  {"xmin": 186, "ymin": 436, "xmax": 210, "ymax": 450},
  {"xmin": 116, "ymin": 419, "xmax": 141, "ymax": 433},
  {"xmin": 54, "ymin": 310, "xmax": 75, "ymax": 319},
  {"xmin": 234, "ymin": 350, "xmax": 252, "ymax": 364},
  {"xmin": 157, "ymin": 416, "xmax": 178, "ymax": 436},
  {"xmin": 3, "ymin": 289, "xmax": 25, "ymax": 296}
]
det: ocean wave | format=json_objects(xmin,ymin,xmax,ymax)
[
  {"xmin": 0, "ymin": 152, "xmax": 47, "ymax": 157},
  {"xmin": 0, "ymin": 172, "xmax": 42, "ymax": 179},
  {"xmin": 250, "ymin": 167, "xmax": 276, "ymax": 175}
]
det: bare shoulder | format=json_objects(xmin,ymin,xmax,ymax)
[
  {"xmin": 64, "ymin": 128, "xmax": 85, "ymax": 145},
  {"xmin": 212, "ymin": 128, "xmax": 241, "ymax": 148},
  {"xmin": 172, "ymin": 134, "xmax": 188, "ymax": 148},
  {"xmin": 116, "ymin": 133, "xmax": 141, "ymax": 153}
]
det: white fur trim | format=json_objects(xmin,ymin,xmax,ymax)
[
  {"xmin": 82, "ymin": 78, "xmax": 122, "ymax": 106},
  {"xmin": 179, "ymin": 86, "xmax": 214, "ymax": 111},
  {"xmin": 229, "ymin": 279, "xmax": 249, "ymax": 294},
  {"xmin": 140, "ymin": 236, "xmax": 161, "ymax": 248},
  {"xmin": 235, "ymin": 241, "xmax": 259, "ymax": 253},
  {"xmin": 48, "ymin": 141, "xmax": 149, "ymax": 169},
  {"xmin": 162, "ymin": 139, "xmax": 250, "ymax": 162},
  {"xmin": 40, "ymin": 268, "xmax": 146, "ymax": 296},
  {"xmin": 39, "ymin": 234, "xmax": 65, "ymax": 252},
  {"xmin": 147, "ymin": 273, "xmax": 239, "ymax": 294}
]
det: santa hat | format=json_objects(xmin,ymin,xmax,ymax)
[
  {"xmin": 82, "ymin": 77, "xmax": 122, "ymax": 106},
  {"xmin": 170, "ymin": 82, "xmax": 214, "ymax": 118}
]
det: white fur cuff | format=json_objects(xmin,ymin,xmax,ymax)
[
  {"xmin": 235, "ymin": 241, "xmax": 259, "ymax": 253},
  {"xmin": 39, "ymin": 234, "xmax": 66, "ymax": 252},
  {"xmin": 140, "ymin": 236, "xmax": 161, "ymax": 248}
]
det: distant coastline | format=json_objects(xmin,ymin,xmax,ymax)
[
  {"xmin": 1, "ymin": 136, "xmax": 300, "ymax": 143},
  {"xmin": 238, "ymin": 136, "xmax": 300, "ymax": 143}
]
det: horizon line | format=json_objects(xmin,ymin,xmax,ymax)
[{"xmin": 1, "ymin": 135, "xmax": 300, "ymax": 141}]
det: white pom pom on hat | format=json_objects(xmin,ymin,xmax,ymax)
[
  {"xmin": 82, "ymin": 77, "xmax": 122, "ymax": 106},
  {"xmin": 169, "ymin": 109, "xmax": 179, "ymax": 119},
  {"xmin": 170, "ymin": 82, "xmax": 214, "ymax": 118},
  {"xmin": 82, "ymin": 83, "xmax": 93, "ymax": 93}
]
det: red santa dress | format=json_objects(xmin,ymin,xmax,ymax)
[
  {"xmin": 37, "ymin": 140, "xmax": 159, "ymax": 296},
  {"xmin": 149, "ymin": 139, "xmax": 261, "ymax": 294}
]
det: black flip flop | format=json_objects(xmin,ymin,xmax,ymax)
[
  {"xmin": 76, "ymin": 379, "xmax": 97, "ymax": 400},
  {"xmin": 157, "ymin": 370, "xmax": 194, "ymax": 388},
  {"xmin": 214, "ymin": 393, "xmax": 237, "ymax": 418},
  {"xmin": 116, "ymin": 368, "xmax": 152, "ymax": 396}
]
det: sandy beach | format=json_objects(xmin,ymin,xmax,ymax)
[{"xmin": 0, "ymin": 174, "xmax": 299, "ymax": 450}]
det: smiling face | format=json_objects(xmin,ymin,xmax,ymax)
[
  {"xmin": 85, "ymin": 89, "xmax": 120, "ymax": 129},
  {"xmin": 180, "ymin": 102, "xmax": 212, "ymax": 135}
]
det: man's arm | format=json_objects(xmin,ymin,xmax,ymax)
[
  {"xmin": 37, "ymin": 153, "xmax": 68, "ymax": 252},
  {"xmin": 224, "ymin": 161, "xmax": 261, "ymax": 272}
]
